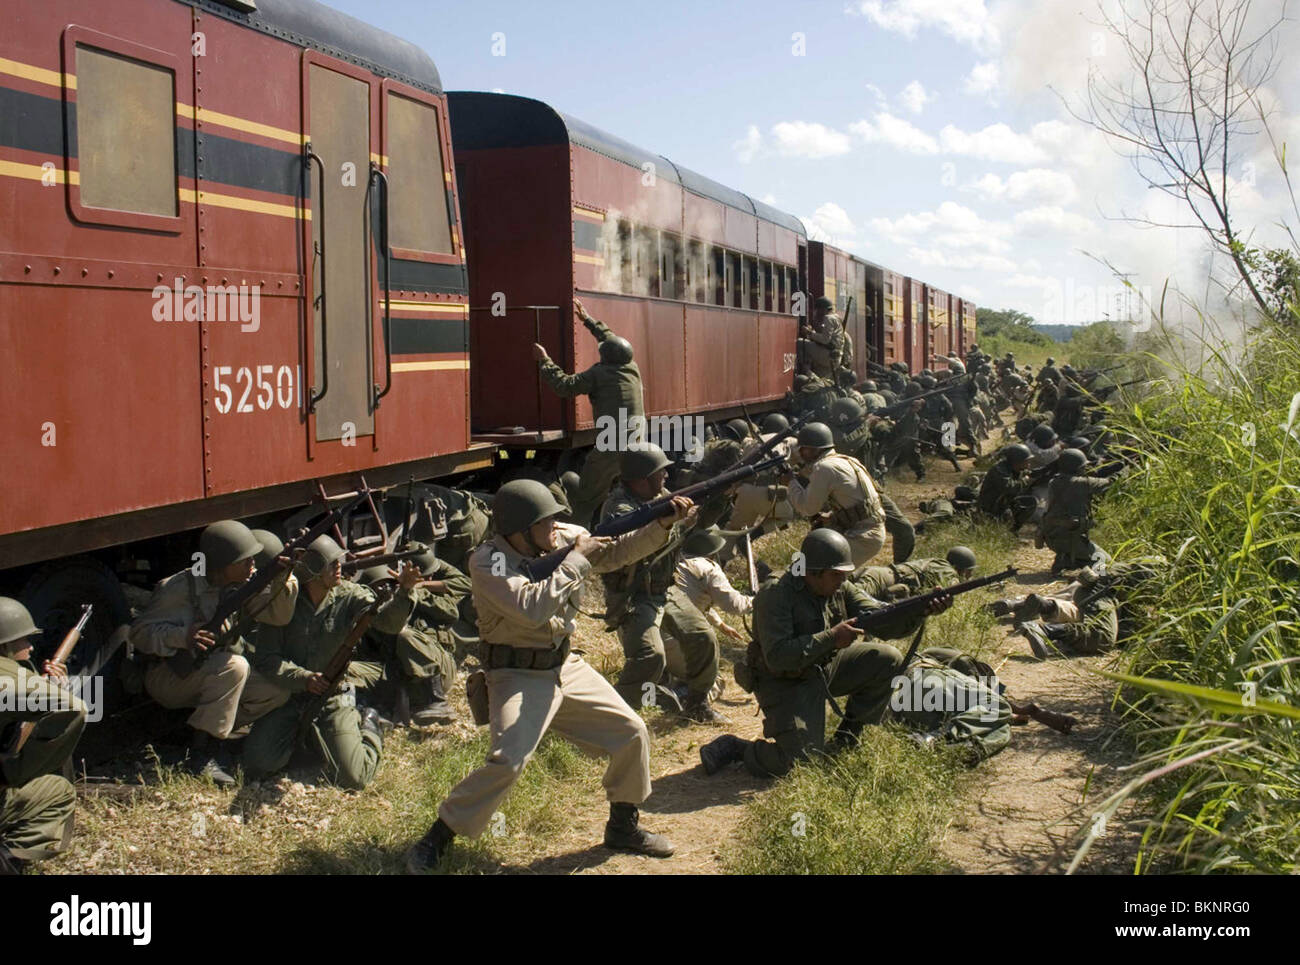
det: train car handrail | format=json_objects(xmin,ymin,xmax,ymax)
[
  {"xmin": 369, "ymin": 163, "xmax": 394, "ymax": 408},
  {"xmin": 305, "ymin": 143, "xmax": 330, "ymax": 412}
]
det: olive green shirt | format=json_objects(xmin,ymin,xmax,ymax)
[
  {"xmin": 538, "ymin": 315, "xmax": 644, "ymax": 420},
  {"xmin": 0, "ymin": 656, "xmax": 86, "ymax": 787}
]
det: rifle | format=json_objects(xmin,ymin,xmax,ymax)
[
  {"xmin": 742, "ymin": 531, "xmax": 759, "ymax": 593},
  {"xmin": 873, "ymin": 377, "xmax": 970, "ymax": 418},
  {"xmin": 741, "ymin": 412, "xmax": 810, "ymax": 466},
  {"xmin": 1007, "ymin": 697, "xmax": 1076, "ymax": 734},
  {"xmin": 522, "ymin": 454, "xmax": 788, "ymax": 582},
  {"xmin": 851, "ymin": 568, "xmax": 1017, "ymax": 660},
  {"xmin": 340, "ymin": 547, "xmax": 424, "ymax": 575},
  {"xmin": 1, "ymin": 605, "xmax": 93, "ymax": 763},
  {"xmin": 168, "ymin": 492, "xmax": 366, "ymax": 677},
  {"xmin": 294, "ymin": 586, "xmax": 393, "ymax": 746}
]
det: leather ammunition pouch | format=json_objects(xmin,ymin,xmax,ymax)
[
  {"xmin": 480, "ymin": 638, "xmax": 571, "ymax": 671},
  {"xmin": 830, "ymin": 500, "xmax": 875, "ymax": 531}
]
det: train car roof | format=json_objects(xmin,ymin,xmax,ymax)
[
  {"xmin": 447, "ymin": 91, "xmax": 806, "ymax": 237},
  {"xmin": 190, "ymin": 0, "xmax": 442, "ymax": 92}
]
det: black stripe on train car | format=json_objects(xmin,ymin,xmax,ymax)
[
  {"xmin": 383, "ymin": 258, "xmax": 468, "ymax": 296},
  {"xmin": 0, "ymin": 86, "xmax": 62, "ymax": 155},
  {"xmin": 389, "ymin": 317, "xmax": 469, "ymax": 355},
  {"xmin": 573, "ymin": 219, "xmax": 602, "ymax": 252}
]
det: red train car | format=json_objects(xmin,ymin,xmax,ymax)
[
  {"xmin": 0, "ymin": 0, "xmax": 488, "ymax": 636},
  {"xmin": 879, "ymin": 268, "xmax": 907, "ymax": 369},
  {"xmin": 958, "ymin": 298, "xmax": 978, "ymax": 356},
  {"xmin": 927, "ymin": 286, "xmax": 951, "ymax": 363},
  {"xmin": 902, "ymin": 277, "xmax": 928, "ymax": 373},
  {"xmin": 806, "ymin": 241, "xmax": 895, "ymax": 380},
  {"xmin": 447, "ymin": 93, "xmax": 803, "ymax": 445}
]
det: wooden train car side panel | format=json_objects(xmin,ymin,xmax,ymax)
[{"xmin": 684, "ymin": 306, "xmax": 762, "ymax": 411}]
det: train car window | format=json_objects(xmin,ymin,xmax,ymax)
[
  {"xmin": 617, "ymin": 220, "xmax": 634, "ymax": 293},
  {"xmin": 714, "ymin": 248, "xmax": 726, "ymax": 306},
  {"xmin": 660, "ymin": 232, "xmax": 683, "ymax": 300},
  {"xmin": 761, "ymin": 262, "xmax": 774, "ymax": 312},
  {"xmin": 687, "ymin": 240, "xmax": 707, "ymax": 302},
  {"xmin": 774, "ymin": 264, "xmax": 785, "ymax": 314},
  {"xmin": 75, "ymin": 45, "xmax": 177, "ymax": 217},
  {"xmin": 387, "ymin": 93, "xmax": 455, "ymax": 255},
  {"xmin": 729, "ymin": 252, "xmax": 743, "ymax": 308},
  {"xmin": 633, "ymin": 225, "xmax": 659, "ymax": 296},
  {"xmin": 786, "ymin": 267, "xmax": 799, "ymax": 315}
]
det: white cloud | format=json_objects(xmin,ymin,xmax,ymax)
[
  {"xmin": 906, "ymin": 247, "xmax": 1019, "ymax": 272},
  {"xmin": 850, "ymin": 0, "xmax": 999, "ymax": 50},
  {"xmin": 871, "ymin": 201, "xmax": 1012, "ymax": 254},
  {"xmin": 770, "ymin": 121, "xmax": 851, "ymax": 159},
  {"xmin": 1012, "ymin": 206, "xmax": 1094, "ymax": 236},
  {"xmin": 966, "ymin": 168, "xmax": 1078, "ymax": 205},
  {"xmin": 807, "ymin": 201, "xmax": 858, "ymax": 240},
  {"xmin": 963, "ymin": 60, "xmax": 1000, "ymax": 95},
  {"xmin": 899, "ymin": 80, "xmax": 931, "ymax": 114},
  {"xmin": 733, "ymin": 125, "xmax": 762, "ymax": 164},
  {"xmin": 851, "ymin": 112, "xmax": 940, "ymax": 154},
  {"xmin": 865, "ymin": 83, "xmax": 889, "ymax": 111},
  {"xmin": 939, "ymin": 122, "xmax": 1049, "ymax": 163},
  {"xmin": 1005, "ymin": 273, "xmax": 1059, "ymax": 289}
]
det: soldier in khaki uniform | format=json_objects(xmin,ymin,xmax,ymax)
[
  {"xmin": 404, "ymin": 479, "xmax": 690, "ymax": 871},
  {"xmin": 245, "ymin": 536, "xmax": 420, "ymax": 789},
  {"xmin": 670, "ymin": 526, "xmax": 753, "ymax": 701},
  {"xmin": 602, "ymin": 445, "xmax": 723, "ymax": 721},
  {"xmin": 534, "ymin": 298, "xmax": 644, "ymax": 528},
  {"xmin": 786, "ymin": 422, "xmax": 886, "ymax": 569},
  {"xmin": 128, "ymin": 520, "xmax": 293, "ymax": 785},
  {"xmin": 798, "ymin": 296, "xmax": 844, "ymax": 379},
  {"xmin": 0, "ymin": 598, "xmax": 85, "ymax": 874},
  {"xmin": 698, "ymin": 530, "xmax": 949, "ymax": 777},
  {"xmin": 727, "ymin": 417, "xmax": 796, "ymax": 533}
]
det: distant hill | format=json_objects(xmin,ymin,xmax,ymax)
[{"xmin": 1032, "ymin": 324, "xmax": 1087, "ymax": 342}]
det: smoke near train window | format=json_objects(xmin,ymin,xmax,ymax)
[
  {"xmin": 75, "ymin": 45, "xmax": 176, "ymax": 216},
  {"xmin": 387, "ymin": 93, "xmax": 454, "ymax": 255},
  {"xmin": 660, "ymin": 232, "xmax": 683, "ymax": 300},
  {"xmin": 687, "ymin": 240, "xmax": 708, "ymax": 302}
]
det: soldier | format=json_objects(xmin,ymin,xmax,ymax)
[
  {"xmin": 798, "ymin": 296, "xmax": 844, "ymax": 379},
  {"xmin": 249, "ymin": 529, "xmax": 300, "ymax": 631},
  {"xmin": 977, "ymin": 445, "xmax": 1038, "ymax": 530},
  {"xmin": 671, "ymin": 525, "xmax": 753, "ymax": 703},
  {"xmin": 727, "ymin": 418, "xmax": 797, "ymax": 535},
  {"xmin": 855, "ymin": 546, "xmax": 977, "ymax": 599},
  {"xmin": 1025, "ymin": 423, "xmax": 1062, "ymax": 470},
  {"xmin": 919, "ymin": 375, "xmax": 963, "ymax": 471},
  {"xmin": 786, "ymin": 422, "xmax": 886, "ymax": 568},
  {"xmin": 859, "ymin": 380, "xmax": 887, "ymax": 413},
  {"xmin": 1053, "ymin": 382, "xmax": 1090, "ymax": 437},
  {"xmin": 789, "ymin": 372, "xmax": 838, "ymax": 421},
  {"xmin": 533, "ymin": 298, "xmax": 644, "ymax": 527},
  {"xmin": 698, "ymin": 530, "xmax": 949, "ymax": 777},
  {"xmin": 1039, "ymin": 448, "xmax": 1113, "ymax": 573},
  {"xmin": 914, "ymin": 490, "xmax": 976, "ymax": 533},
  {"xmin": 1037, "ymin": 356, "xmax": 1061, "ymax": 386},
  {"xmin": 128, "ymin": 520, "xmax": 292, "ymax": 786},
  {"xmin": 601, "ymin": 445, "xmax": 722, "ymax": 721},
  {"xmin": 403, "ymin": 479, "xmax": 689, "ymax": 871},
  {"xmin": 244, "ymin": 536, "xmax": 421, "ymax": 789},
  {"xmin": 0, "ymin": 598, "xmax": 85, "ymax": 874},
  {"xmin": 880, "ymin": 384, "xmax": 927, "ymax": 482},
  {"xmin": 358, "ymin": 543, "xmax": 471, "ymax": 726}
]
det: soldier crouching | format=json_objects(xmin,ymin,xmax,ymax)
[{"xmin": 404, "ymin": 479, "xmax": 694, "ymax": 871}]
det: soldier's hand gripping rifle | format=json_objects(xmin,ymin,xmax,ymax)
[
  {"xmin": 522, "ymin": 454, "xmax": 788, "ymax": 582},
  {"xmin": 740, "ymin": 412, "xmax": 811, "ymax": 466},
  {"xmin": 0, "ymin": 604, "xmax": 93, "ymax": 764},
  {"xmin": 294, "ymin": 586, "xmax": 393, "ymax": 747},
  {"xmin": 168, "ymin": 492, "xmax": 367, "ymax": 678},
  {"xmin": 340, "ymin": 547, "xmax": 425, "ymax": 575}
]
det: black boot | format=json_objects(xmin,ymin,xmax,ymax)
[
  {"xmin": 699, "ymin": 734, "xmax": 748, "ymax": 775},
  {"xmin": 361, "ymin": 706, "xmax": 393, "ymax": 740},
  {"xmin": 188, "ymin": 730, "xmax": 236, "ymax": 787},
  {"xmin": 408, "ymin": 674, "xmax": 456, "ymax": 727},
  {"xmin": 680, "ymin": 692, "xmax": 728, "ymax": 724},
  {"xmin": 828, "ymin": 717, "xmax": 865, "ymax": 752},
  {"xmin": 404, "ymin": 817, "xmax": 455, "ymax": 873},
  {"xmin": 603, "ymin": 803, "xmax": 674, "ymax": 857}
]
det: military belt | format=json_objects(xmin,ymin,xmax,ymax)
[{"xmin": 480, "ymin": 638, "xmax": 571, "ymax": 671}]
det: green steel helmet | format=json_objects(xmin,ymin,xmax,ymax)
[
  {"xmin": 300, "ymin": 534, "xmax": 347, "ymax": 579},
  {"xmin": 1029, "ymin": 424, "xmax": 1058, "ymax": 447},
  {"xmin": 829, "ymin": 397, "xmax": 863, "ymax": 426},
  {"xmin": 797, "ymin": 421, "xmax": 835, "ymax": 450},
  {"xmin": 918, "ymin": 500, "xmax": 935, "ymax": 513},
  {"xmin": 953, "ymin": 484, "xmax": 977, "ymax": 501},
  {"xmin": 919, "ymin": 375, "xmax": 938, "ymax": 390},
  {"xmin": 814, "ymin": 295, "xmax": 834, "ymax": 311},
  {"xmin": 682, "ymin": 525, "xmax": 727, "ymax": 558},
  {"xmin": 947, "ymin": 360, "xmax": 966, "ymax": 375},
  {"xmin": 619, "ymin": 443, "xmax": 673, "ymax": 480},
  {"xmin": 861, "ymin": 379, "xmax": 878, "ymax": 392},
  {"xmin": 559, "ymin": 470, "xmax": 581, "ymax": 494},
  {"xmin": 356, "ymin": 564, "xmax": 396, "ymax": 588},
  {"xmin": 0, "ymin": 597, "xmax": 40, "ymax": 648},
  {"xmin": 1041, "ymin": 368, "xmax": 1060, "ymax": 383},
  {"xmin": 801, "ymin": 528, "xmax": 855, "ymax": 572},
  {"xmin": 721, "ymin": 418, "xmax": 751, "ymax": 442},
  {"xmin": 903, "ymin": 381, "xmax": 923, "ymax": 398},
  {"xmin": 1066, "ymin": 436, "xmax": 1092, "ymax": 450},
  {"xmin": 409, "ymin": 542, "xmax": 439, "ymax": 576},
  {"xmin": 1004, "ymin": 443, "xmax": 1032, "ymax": 466},
  {"xmin": 250, "ymin": 528, "xmax": 284, "ymax": 571},
  {"xmin": 920, "ymin": 368, "xmax": 933, "ymax": 378},
  {"xmin": 1058, "ymin": 448, "xmax": 1088, "ymax": 474},
  {"xmin": 946, "ymin": 546, "xmax": 977, "ymax": 572},
  {"xmin": 760, "ymin": 412, "xmax": 790, "ymax": 434},
  {"xmin": 492, "ymin": 479, "xmax": 566, "ymax": 535},
  {"xmin": 599, "ymin": 336, "xmax": 634, "ymax": 364},
  {"xmin": 1061, "ymin": 364, "xmax": 1077, "ymax": 376},
  {"xmin": 199, "ymin": 520, "xmax": 262, "ymax": 571},
  {"xmin": 890, "ymin": 361, "xmax": 909, "ymax": 373},
  {"xmin": 1046, "ymin": 357, "xmax": 1056, "ymax": 365}
]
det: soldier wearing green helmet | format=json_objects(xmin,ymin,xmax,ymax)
[
  {"xmin": 798, "ymin": 295, "xmax": 844, "ymax": 379},
  {"xmin": 976, "ymin": 444, "xmax": 1038, "ymax": 530},
  {"xmin": 786, "ymin": 422, "xmax": 887, "ymax": 568},
  {"xmin": 244, "ymin": 534, "xmax": 422, "ymax": 789},
  {"xmin": 1039, "ymin": 449, "xmax": 1113, "ymax": 573},
  {"xmin": 128, "ymin": 519, "xmax": 292, "ymax": 786},
  {"xmin": 600, "ymin": 444, "xmax": 722, "ymax": 721},
  {"xmin": 533, "ymin": 298, "xmax": 645, "ymax": 528},
  {"xmin": 698, "ymin": 529, "xmax": 950, "ymax": 777},
  {"xmin": 1, "ymin": 596, "xmax": 86, "ymax": 874},
  {"xmin": 670, "ymin": 525, "xmax": 754, "ymax": 699},
  {"xmin": 405, "ymin": 476, "xmax": 693, "ymax": 872}
]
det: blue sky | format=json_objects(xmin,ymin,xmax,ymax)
[{"xmin": 322, "ymin": 0, "xmax": 1298, "ymax": 325}]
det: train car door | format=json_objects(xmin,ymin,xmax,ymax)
[{"xmin": 306, "ymin": 57, "xmax": 376, "ymax": 443}]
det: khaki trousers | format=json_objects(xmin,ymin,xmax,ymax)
[
  {"xmin": 438, "ymin": 654, "xmax": 651, "ymax": 837},
  {"xmin": 729, "ymin": 484, "xmax": 794, "ymax": 532},
  {"xmin": 145, "ymin": 652, "xmax": 289, "ymax": 739},
  {"xmin": 845, "ymin": 521, "xmax": 887, "ymax": 569},
  {"xmin": 0, "ymin": 774, "xmax": 75, "ymax": 861}
]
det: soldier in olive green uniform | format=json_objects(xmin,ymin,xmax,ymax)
[
  {"xmin": 601, "ymin": 445, "xmax": 723, "ymax": 721},
  {"xmin": 404, "ymin": 480, "xmax": 688, "ymax": 871},
  {"xmin": 1040, "ymin": 449, "xmax": 1113, "ymax": 573},
  {"xmin": 129, "ymin": 520, "xmax": 293, "ymax": 786},
  {"xmin": 358, "ymin": 543, "xmax": 472, "ymax": 726},
  {"xmin": 798, "ymin": 296, "xmax": 844, "ymax": 379},
  {"xmin": 789, "ymin": 373, "xmax": 838, "ymax": 421},
  {"xmin": 245, "ymin": 536, "xmax": 420, "ymax": 789},
  {"xmin": 698, "ymin": 530, "xmax": 948, "ymax": 777},
  {"xmin": 977, "ymin": 444, "xmax": 1038, "ymax": 530},
  {"xmin": 855, "ymin": 546, "xmax": 976, "ymax": 599},
  {"xmin": 0, "ymin": 598, "xmax": 85, "ymax": 873},
  {"xmin": 534, "ymin": 299, "xmax": 644, "ymax": 528}
]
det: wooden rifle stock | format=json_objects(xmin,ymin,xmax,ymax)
[{"xmin": 1, "ymin": 604, "xmax": 93, "ymax": 763}]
